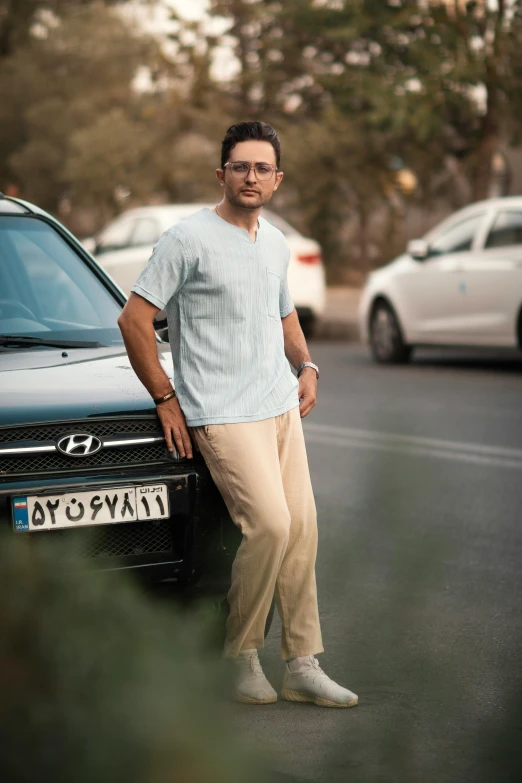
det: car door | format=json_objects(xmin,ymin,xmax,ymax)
[
  {"xmin": 96, "ymin": 217, "xmax": 161, "ymax": 296},
  {"xmin": 454, "ymin": 209, "xmax": 522, "ymax": 346},
  {"xmin": 396, "ymin": 211, "xmax": 486, "ymax": 343}
]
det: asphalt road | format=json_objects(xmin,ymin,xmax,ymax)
[{"xmin": 230, "ymin": 343, "xmax": 522, "ymax": 783}]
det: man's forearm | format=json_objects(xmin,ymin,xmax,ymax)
[
  {"xmin": 119, "ymin": 317, "xmax": 172, "ymax": 400},
  {"xmin": 281, "ymin": 309, "xmax": 311, "ymax": 369}
]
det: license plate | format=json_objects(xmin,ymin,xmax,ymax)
[{"xmin": 12, "ymin": 484, "xmax": 170, "ymax": 532}]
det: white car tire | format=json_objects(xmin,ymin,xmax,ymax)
[{"xmin": 369, "ymin": 301, "xmax": 412, "ymax": 364}]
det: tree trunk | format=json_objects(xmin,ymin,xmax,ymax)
[
  {"xmin": 0, "ymin": 0, "xmax": 35, "ymax": 59},
  {"xmin": 472, "ymin": 50, "xmax": 501, "ymax": 200}
]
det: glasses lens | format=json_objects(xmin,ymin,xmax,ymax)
[
  {"xmin": 229, "ymin": 162, "xmax": 275, "ymax": 180},
  {"xmin": 230, "ymin": 162, "xmax": 250, "ymax": 178},
  {"xmin": 254, "ymin": 164, "xmax": 274, "ymax": 180}
]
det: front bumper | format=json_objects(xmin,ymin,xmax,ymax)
[{"xmin": 0, "ymin": 461, "xmax": 236, "ymax": 589}]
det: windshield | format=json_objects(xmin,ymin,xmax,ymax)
[{"xmin": 0, "ymin": 216, "xmax": 123, "ymax": 347}]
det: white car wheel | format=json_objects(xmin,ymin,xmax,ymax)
[{"xmin": 370, "ymin": 302, "xmax": 412, "ymax": 364}]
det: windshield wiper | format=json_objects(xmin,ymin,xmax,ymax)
[{"xmin": 0, "ymin": 335, "xmax": 103, "ymax": 349}]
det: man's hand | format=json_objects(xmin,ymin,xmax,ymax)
[
  {"xmin": 156, "ymin": 397, "xmax": 193, "ymax": 458},
  {"xmin": 298, "ymin": 367, "xmax": 317, "ymax": 418}
]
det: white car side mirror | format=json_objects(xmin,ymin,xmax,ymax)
[{"xmin": 407, "ymin": 239, "xmax": 430, "ymax": 261}]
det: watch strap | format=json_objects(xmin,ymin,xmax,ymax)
[
  {"xmin": 154, "ymin": 389, "xmax": 176, "ymax": 406},
  {"xmin": 297, "ymin": 361, "xmax": 319, "ymax": 379}
]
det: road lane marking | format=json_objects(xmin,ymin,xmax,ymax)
[{"xmin": 303, "ymin": 423, "xmax": 522, "ymax": 470}]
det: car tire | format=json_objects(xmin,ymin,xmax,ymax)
[
  {"xmin": 298, "ymin": 313, "xmax": 316, "ymax": 340},
  {"xmin": 369, "ymin": 301, "xmax": 412, "ymax": 364}
]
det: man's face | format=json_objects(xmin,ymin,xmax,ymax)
[{"xmin": 217, "ymin": 140, "xmax": 284, "ymax": 210}]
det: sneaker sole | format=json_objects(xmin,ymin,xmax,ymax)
[
  {"xmin": 234, "ymin": 692, "xmax": 278, "ymax": 705},
  {"xmin": 281, "ymin": 689, "xmax": 358, "ymax": 708}
]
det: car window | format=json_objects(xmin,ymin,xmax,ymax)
[
  {"xmin": 130, "ymin": 218, "xmax": 161, "ymax": 247},
  {"xmin": 97, "ymin": 219, "xmax": 134, "ymax": 253},
  {"xmin": 430, "ymin": 213, "xmax": 484, "ymax": 255},
  {"xmin": 0, "ymin": 216, "xmax": 123, "ymax": 344},
  {"xmin": 485, "ymin": 211, "xmax": 522, "ymax": 248}
]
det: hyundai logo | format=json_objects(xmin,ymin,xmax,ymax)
[{"xmin": 56, "ymin": 434, "xmax": 102, "ymax": 457}]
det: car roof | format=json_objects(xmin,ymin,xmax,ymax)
[
  {"xmin": 465, "ymin": 196, "xmax": 522, "ymax": 209},
  {"xmin": 0, "ymin": 194, "xmax": 32, "ymax": 214},
  {"xmin": 117, "ymin": 203, "xmax": 213, "ymax": 220},
  {"xmin": 0, "ymin": 194, "xmax": 61, "ymax": 220},
  {"xmin": 434, "ymin": 196, "xmax": 522, "ymax": 221},
  {"xmin": 423, "ymin": 195, "xmax": 522, "ymax": 241},
  {"xmin": 114, "ymin": 202, "xmax": 302, "ymax": 238}
]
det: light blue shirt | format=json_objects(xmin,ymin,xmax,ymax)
[{"xmin": 132, "ymin": 208, "xmax": 299, "ymax": 426}]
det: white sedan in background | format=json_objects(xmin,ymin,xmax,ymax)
[
  {"xmin": 359, "ymin": 197, "xmax": 522, "ymax": 362},
  {"xmin": 85, "ymin": 203, "xmax": 325, "ymax": 337}
]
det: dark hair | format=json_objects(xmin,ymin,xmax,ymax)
[{"xmin": 221, "ymin": 121, "xmax": 281, "ymax": 170}]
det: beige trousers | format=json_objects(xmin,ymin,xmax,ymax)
[{"xmin": 191, "ymin": 406, "xmax": 323, "ymax": 660}]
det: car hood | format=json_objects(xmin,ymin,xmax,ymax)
[
  {"xmin": 365, "ymin": 253, "xmax": 412, "ymax": 286},
  {"xmin": 0, "ymin": 346, "xmax": 174, "ymax": 427}
]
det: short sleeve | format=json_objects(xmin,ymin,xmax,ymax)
[
  {"xmin": 131, "ymin": 229, "xmax": 190, "ymax": 309},
  {"xmin": 279, "ymin": 248, "xmax": 294, "ymax": 317}
]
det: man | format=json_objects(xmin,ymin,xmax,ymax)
[{"xmin": 118, "ymin": 121, "xmax": 358, "ymax": 708}]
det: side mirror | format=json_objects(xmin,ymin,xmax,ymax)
[{"xmin": 407, "ymin": 239, "xmax": 430, "ymax": 261}]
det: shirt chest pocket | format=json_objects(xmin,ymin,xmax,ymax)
[{"xmin": 266, "ymin": 268, "xmax": 280, "ymax": 320}]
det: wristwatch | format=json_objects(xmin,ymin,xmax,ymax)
[{"xmin": 296, "ymin": 361, "xmax": 319, "ymax": 379}]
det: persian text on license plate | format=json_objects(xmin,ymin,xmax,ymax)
[{"xmin": 12, "ymin": 484, "xmax": 169, "ymax": 532}]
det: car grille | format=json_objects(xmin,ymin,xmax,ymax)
[
  {"xmin": 84, "ymin": 520, "xmax": 173, "ymax": 558},
  {"xmin": 44, "ymin": 520, "xmax": 174, "ymax": 559},
  {"xmin": 0, "ymin": 417, "xmax": 180, "ymax": 479},
  {"xmin": 0, "ymin": 417, "xmax": 160, "ymax": 444},
  {"xmin": 1, "ymin": 443, "xmax": 170, "ymax": 477}
]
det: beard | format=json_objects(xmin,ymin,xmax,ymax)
[{"xmin": 226, "ymin": 186, "xmax": 269, "ymax": 210}]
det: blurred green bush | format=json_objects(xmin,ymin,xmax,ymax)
[{"xmin": 0, "ymin": 532, "xmax": 266, "ymax": 783}]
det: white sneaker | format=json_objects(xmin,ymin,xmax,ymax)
[
  {"xmin": 282, "ymin": 655, "xmax": 358, "ymax": 708},
  {"xmin": 234, "ymin": 649, "xmax": 277, "ymax": 705}
]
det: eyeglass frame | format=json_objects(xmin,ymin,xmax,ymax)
[{"xmin": 223, "ymin": 161, "xmax": 279, "ymax": 180}]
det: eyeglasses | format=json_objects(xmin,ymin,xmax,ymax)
[{"xmin": 224, "ymin": 161, "xmax": 278, "ymax": 181}]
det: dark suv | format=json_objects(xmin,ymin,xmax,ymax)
[{"xmin": 0, "ymin": 195, "xmax": 238, "ymax": 594}]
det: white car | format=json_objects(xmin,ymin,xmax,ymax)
[
  {"xmin": 87, "ymin": 203, "xmax": 325, "ymax": 337},
  {"xmin": 359, "ymin": 197, "xmax": 522, "ymax": 362}
]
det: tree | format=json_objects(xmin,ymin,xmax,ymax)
[
  {"xmin": 0, "ymin": 0, "xmax": 126, "ymax": 58},
  {"xmin": 201, "ymin": 0, "xmax": 522, "ymax": 278},
  {"xmin": 0, "ymin": 4, "xmax": 157, "ymax": 221},
  {"xmin": 0, "ymin": 1, "xmax": 228, "ymax": 228}
]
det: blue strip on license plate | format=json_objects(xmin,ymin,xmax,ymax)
[{"xmin": 13, "ymin": 496, "xmax": 30, "ymax": 531}]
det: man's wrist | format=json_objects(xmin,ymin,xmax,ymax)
[
  {"xmin": 153, "ymin": 389, "xmax": 176, "ymax": 406},
  {"xmin": 296, "ymin": 361, "xmax": 319, "ymax": 380}
]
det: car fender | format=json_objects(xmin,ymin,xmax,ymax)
[{"xmin": 359, "ymin": 255, "xmax": 417, "ymax": 343}]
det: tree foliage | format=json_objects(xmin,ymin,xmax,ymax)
[
  {"xmin": 0, "ymin": 2, "xmax": 221, "ymax": 228},
  {"xmin": 0, "ymin": 0, "xmax": 124, "ymax": 57},
  {"xmin": 203, "ymin": 0, "xmax": 522, "ymax": 275},
  {"xmin": 1, "ymin": 0, "xmax": 522, "ymax": 277}
]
